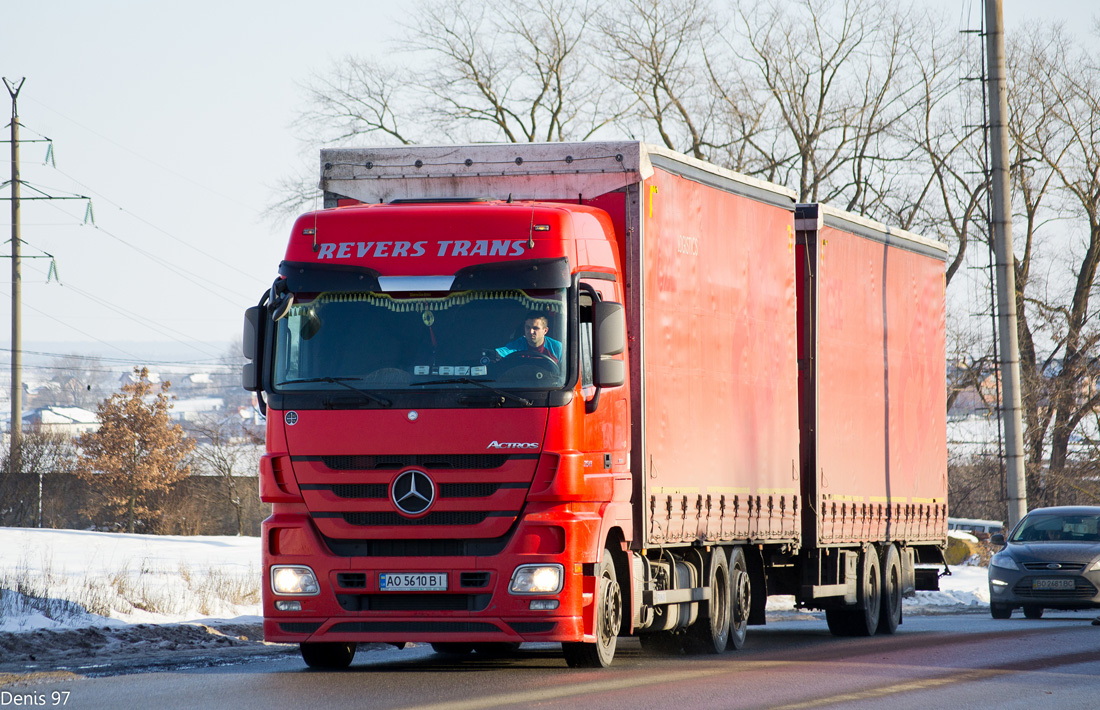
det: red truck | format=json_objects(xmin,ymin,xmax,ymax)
[{"xmin": 242, "ymin": 142, "xmax": 947, "ymax": 669}]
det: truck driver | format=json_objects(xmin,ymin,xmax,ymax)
[{"xmin": 493, "ymin": 313, "xmax": 562, "ymax": 362}]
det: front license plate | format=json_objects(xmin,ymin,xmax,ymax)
[
  {"xmin": 1032, "ymin": 578, "xmax": 1074, "ymax": 590},
  {"xmin": 379, "ymin": 572, "xmax": 448, "ymax": 591}
]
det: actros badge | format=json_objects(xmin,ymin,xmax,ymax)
[{"xmin": 391, "ymin": 470, "xmax": 435, "ymax": 515}]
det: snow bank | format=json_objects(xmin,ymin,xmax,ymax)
[
  {"xmin": 0, "ymin": 528, "xmax": 260, "ymax": 633},
  {"xmin": 0, "ymin": 528, "xmax": 992, "ymax": 634}
]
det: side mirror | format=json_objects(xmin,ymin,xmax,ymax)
[
  {"xmin": 593, "ymin": 301, "xmax": 625, "ymax": 357},
  {"xmin": 592, "ymin": 301, "xmax": 625, "ymax": 388},
  {"xmin": 989, "ymin": 533, "xmax": 1006, "ymax": 547},
  {"xmin": 242, "ymin": 306, "xmax": 263, "ymax": 392}
]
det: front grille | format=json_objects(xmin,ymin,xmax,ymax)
[
  {"xmin": 339, "ymin": 511, "xmax": 506, "ymax": 526},
  {"xmin": 1014, "ymin": 577, "xmax": 1098, "ymax": 599},
  {"xmin": 321, "ymin": 454, "xmax": 511, "ymax": 471},
  {"xmin": 330, "ymin": 621, "xmax": 500, "ymax": 634},
  {"xmin": 322, "ymin": 535, "xmax": 512, "ymax": 557},
  {"xmin": 1022, "ymin": 562, "xmax": 1087, "ymax": 571},
  {"xmin": 326, "ymin": 482, "xmax": 522, "ymax": 500},
  {"xmin": 337, "ymin": 594, "xmax": 491, "ymax": 612},
  {"xmin": 331, "ymin": 484, "xmax": 388, "ymax": 499}
]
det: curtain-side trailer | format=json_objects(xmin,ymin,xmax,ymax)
[{"xmin": 243, "ymin": 142, "xmax": 947, "ymax": 669}]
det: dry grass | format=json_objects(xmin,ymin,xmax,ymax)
[{"xmin": 0, "ymin": 554, "xmax": 259, "ymax": 628}]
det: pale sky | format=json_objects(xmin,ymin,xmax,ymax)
[{"xmin": 2, "ymin": 0, "xmax": 1095, "ymax": 369}]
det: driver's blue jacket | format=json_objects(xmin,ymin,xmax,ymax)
[{"xmin": 495, "ymin": 336, "xmax": 562, "ymax": 362}]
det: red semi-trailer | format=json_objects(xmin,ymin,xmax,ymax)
[{"xmin": 242, "ymin": 142, "xmax": 947, "ymax": 669}]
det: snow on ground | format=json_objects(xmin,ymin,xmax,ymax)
[
  {"xmin": 0, "ymin": 528, "xmax": 260, "ymax": 633},
  {"xmin": 0, "ymin": 527, "xmax": 1000, "ymax": 677},
  {"xmin": 0, "ymin": 527, "xmax": 991, "ymax": 636}
]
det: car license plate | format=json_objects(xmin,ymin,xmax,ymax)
[
  {"xmin": 379, "ymin": 572, "xmax": 448, "ymax": 591},
  {"xmin": 1033, "ymin": 578, "xmax": 1074, "ymax": 590}
]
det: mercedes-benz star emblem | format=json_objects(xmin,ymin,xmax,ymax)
[{"xmin": 391, "ymin": 470, "xmax": 435, "ymax": 516}]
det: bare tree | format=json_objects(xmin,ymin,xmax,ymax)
[
  {"xmin": 0, "ymin": 427, "xmax": 78, "ymax": 528},
  {"xmin": 596, "ymin": 0, "xmax": 716, "ymax": 159},
  {"xmin": 406, "ymin": 0, "xmax": 613, "ymax": 143},
  {"xmin": 711, "ymin": 0, "xmax": 927, "ymax": 207},
  {"xmin": 186, "ymin": 414, "xmax": 263, "ymax": 536},
  {"xmin": 1011, "ymin": 25, "xmax": 1100, "ymax": 502}
]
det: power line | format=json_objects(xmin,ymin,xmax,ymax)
[
  {"xmin": 24, "ymin": 95, "xmax": 261, "ymax": 214},
  {"xmin": 0, "ymin": 348, "xmax": 234, "ymax": 364},
  {"xmin": 39, "ymin": 198, "xmax": 257, "ymax": 305},
  {"xmin": 48, "ymin": 165, "xmax": 268, "ymax": 289}
]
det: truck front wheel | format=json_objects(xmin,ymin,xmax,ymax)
[
  {"xmin": 300, "ymin": 642, "xmax": 357, "ymax": 669},
  {"xmin": 562, "ymin": 548, "xmax": 621, "ymax": 668}
]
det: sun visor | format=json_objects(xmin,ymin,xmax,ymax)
[
  {"xmin": 451, "ymin": 257, "xmax": 570, "ymax": 290},
  {"xmin": 278, "ymin": 261, "xmax": 382, "ymax": 293}
]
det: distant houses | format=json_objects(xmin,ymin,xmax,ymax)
[
  {"xmin": 1, "ymin": 368, "xmax": 258, "ymax": 436},
  {"xmin": 21, "ymin": 405, "xmax": 100, "ymax": 436}
]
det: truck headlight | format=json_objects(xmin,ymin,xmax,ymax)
[
  {"xmin": 509, "ymin": 564, "xmax": 564, "ymax": 594},
  {"xmin": 272, "ymin": 565, "xmax": 320, "ymax": 596}
]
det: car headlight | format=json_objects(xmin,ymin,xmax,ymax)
[
  {"xmin": 990, "ymin": 552, "xmax": 1019, "ymax": 571},
  {"xmin": 271, "ymin": 565, "xmax": 320, "ymax": 596},
  {"xmin": 1089, "ymin": 559, "xmax": 1100, "ymax": 572},
  {"xmin": 509, "ymin": 564, "xmax": 564, "ymax": 594}
]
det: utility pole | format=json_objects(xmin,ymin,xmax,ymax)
[
  {"xmin": 4, "ymin": 77, "xmax": 23, "ymax": 478},
  {"xmin": 984, "ymin": 0, "xmax": 1028, "ymax": 527}
]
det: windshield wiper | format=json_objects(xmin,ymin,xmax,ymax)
[
  {"xmin": 278, "ymin": 377, "xmax": 392, "ymax": 407},
  {"xmin": 411, "ymin": 378, "xmax": 533, "ymax": 406}
]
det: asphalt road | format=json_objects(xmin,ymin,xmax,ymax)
[{"xmin": 10, "ymin": 612, "xmax": 1100, "ymax": 710}]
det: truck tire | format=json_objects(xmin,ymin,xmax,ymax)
[
  {"xmin": 562, "ymin": 548, "xmax": 621, "ymax": 668},
  {"xmin": 878, "ymin": 543, "xmax": 902, "ymax": 635},
  {"xmin": 685, "ymin": 549, "xmax": 731, "ymax": 654},
  {"xmin": 300, "ymin": 642, "xmax": 357, "ymax": 669},
  {"xmin": 728, "ymin": 546, "xmax": 751, "ymax": 650},
  {"xmin": 825, "ymin": 545, "xmax": 881, "ymax": 637}
]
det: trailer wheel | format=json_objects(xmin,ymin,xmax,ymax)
[
  {"xmin": 562, "ymin": 548, "xmax": 621, "ymax": 668},
  {"xmin": 685, "ymin": 550, "xmax": 730, "ymax": 654},
  {"xmin": 878, "ymin": 544, "xmax": 903, "ymax": 635},
  {"xmin": 728, "ymin": 546, "xmax": 751, "ymax": 650},
  {"xmin": 300, "ymin": 642, "xmax": 357, "ymax": 669},
  {"xmin": 825, "ymin": 545, "xmax": 881, "ymax": 637}
]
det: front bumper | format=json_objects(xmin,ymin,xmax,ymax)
[
  {"xmin": 988, "ymin": 567, "xmax": 1100, "ymax": 610},
  {"xmin": 262, "ymin": 510, "xmax": 602, "ymax": 645}
]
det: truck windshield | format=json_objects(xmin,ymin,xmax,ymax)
[{"xmin": 272, "ymin": 288, "xmax": 568, "ymax": 392}]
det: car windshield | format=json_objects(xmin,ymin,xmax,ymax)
[
  {"xmin": 272, "ymin": 288, "xmax": 567, "ymax": 391},
  {"xmin": 1010, "ymin": 513, "xmax": 1100, "ymax": 543}
]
